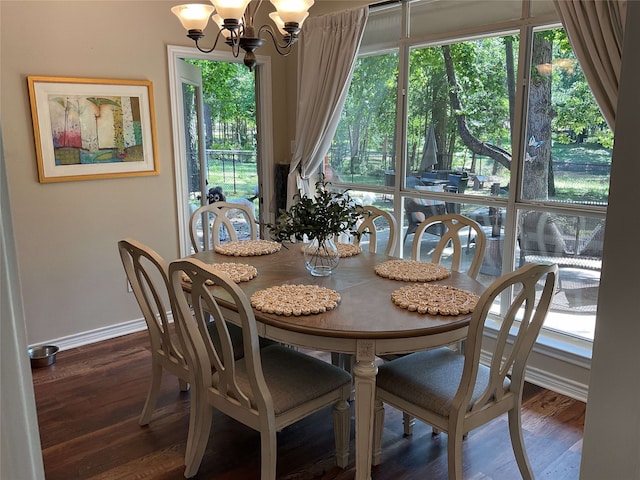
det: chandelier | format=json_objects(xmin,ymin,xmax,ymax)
[{"xmin": 172, "ymin": 0, "xmax": 314, "ymax": 70}]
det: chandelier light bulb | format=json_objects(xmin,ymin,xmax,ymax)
[
  {"xmin": 171, "ymin": 4, "xmax": 215, "ymax": 31},
  {"xmin": 209, "ymin": 0, "xmax": 252, "ymax": 22},
  {"xmin": 270, "ymin": 0, "xmax": 314, "ymax": 24},
  {"xmin": 268, "ymin": 12, "xmax": 287, "ymax": 36}
]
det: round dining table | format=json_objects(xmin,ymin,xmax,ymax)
[{"xmin": 190, "ymin": 242, "xmax": 486, "ymax": 480}]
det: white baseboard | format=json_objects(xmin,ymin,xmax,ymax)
[
  {"xmin": 524, "ymin": 363, "xmax": 589, "ymax": 403},
  {"xmin": 30, "ymin": 318, "xmax": 147, "ymax": 352},
  {"xmin": 481, "ymin": 320, "xmax": 591, "ymax": 403},
  {"xmin": 479, "ymin": 349, "xmax": 589, "ymax": 403}
]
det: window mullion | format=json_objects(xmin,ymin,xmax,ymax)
[
  {"xmin": 500, "ymin": 25, "xmax": 535, "ymax": 289},
  {"xmin": 392, "ymin": 0, "xmax": 411, "ymax": 257}
]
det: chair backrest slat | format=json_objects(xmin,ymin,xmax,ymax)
[
  {"xmin": 189, "ymin": 201, "xmax": 258, "ymax": 252},
  {"xmin": 453, "ymin": 262, "xmax": 558, "ymax": 414},
  {"xmin": 354, "ymin": 205, "xmax": 398, "ymax": 255},
  {"xmin": 118, "ymin": 238, "xmax": 183, "ymax": 362},
  {"xmin": 169, "ymin": 258, "xmax": 273, "ymax": 414},
  {"xmin": 411, "ymin": 213, "xmax": 487, "ymax": 279}
]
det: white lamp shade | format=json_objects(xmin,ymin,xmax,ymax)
[
  {"xmin": 171, "ymin": 4, "xmax": 215, "ymax": 31},
  {"xmin": 209, "ymin": 0, "xmax": 252, "ymax": 21},
  {"xmin": 268, "ymin": 12, "xmax": 287, "ymax": 35},
  {"xmin": 295, "ymin": 11, "xmax": 308, "ymax": 27},
  {"xmin": 270, "ymin": 0, "xmax": 314, "ymax": 24},
  {"xmin": 269, "ymin": 11, "xmax": 307, "ymax": 34}
]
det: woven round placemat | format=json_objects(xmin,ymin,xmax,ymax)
[
  {"xmin": 375, "ymin": 259, "xmax": 451, "ymax": 282},
  {"xmin": 181, "ymin": 263, "xmax": 257, "ymax": 285},
  {"xmin": 300, "ymin": 242, "xmax": 362, "ymax": 257},
  {"xmin": 391, "ymin": 284, "xmax": 479, "ymax": 315},
  {"xmin": 250, "ymin": 284, "xmax": 341, "ymax": 316},
  {"xmin": 214, "ymin": 239, "xmax": 281, "ymax": 256}
]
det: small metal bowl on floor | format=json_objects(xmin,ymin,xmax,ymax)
[{"xmin": 28, "ymin": 345, "xmax": 59, "ymax": 368}]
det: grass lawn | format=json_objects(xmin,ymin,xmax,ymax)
[
  {"xmin": 553, "ymin": 142, "xmax": 612, "ymax": 164},
  {"xmin": 205, "ymin": 142, "xmax": 612, "ymax": 205},
  {"xmin": 207, "ymin": 159, "xmax": 259, "ymax": 199}
]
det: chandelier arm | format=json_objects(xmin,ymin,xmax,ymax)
[
  {"xmin": 258, "ymin": 24, "xmax": 296, "ymax": 56},
  {"xmin": 245, "ymin": 0, "xmax": 263, "ymax": 28},
  {"xmin": 193, "ymin": 28, "xmax": 224, "ymax": 54}
]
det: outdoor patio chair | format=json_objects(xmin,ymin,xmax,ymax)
[
  {"xmin": 518, "ymin": 211, "xmax": 602, "ymax": 271},
  {"xmin": 577, "ymin": 222, "xmax": 605, "ymax": 259},
  {"xmin": 403, "ymin": 197, "xmax": 447, "ymax": 244}
]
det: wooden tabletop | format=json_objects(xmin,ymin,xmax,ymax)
[{"xmin": 189, "ymin": 243, "xmax": 486, "ymax": 341}]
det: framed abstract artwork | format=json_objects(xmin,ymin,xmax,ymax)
[{"xmin": 27, "ymin": 76, "xmax": 159, "ymax": 183}]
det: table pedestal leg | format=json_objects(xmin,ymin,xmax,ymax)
[{"xmin": 353, "ymin": 340, "xmax": 377, "ymax": 480}]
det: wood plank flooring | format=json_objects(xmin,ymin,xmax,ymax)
[{"xmin": 31, "ymin": 331, "xmax": 585, "ymax": 479}]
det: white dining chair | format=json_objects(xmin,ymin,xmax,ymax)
[
  {"xmin": 168, "ymin": 257, "xmax": 353, "ymax": 479},
  {"xmin": 354, "ymin": 205, "xmax": 398, "ymax": 256},
  {"xmin": 118, "ymin": 237, "xmax": 270, "ymax": 455},
  {"xmin": 411, "ymin": 212, "xmax": 487, "ymax": 279},
  {"xmin": 117, "ymin": 238, "xmax": 191, "ymax": 426},
  {"xmin": 372, "ymin": 262, "xmax": 559, "ymax": 480},
  {"xmin": 189, "ymin": 201, "xmax": 258, "ymax": 252}
]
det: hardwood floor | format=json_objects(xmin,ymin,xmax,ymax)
[{"xmin": 32, "ymin": 331, "xmax": 585, "ymax": 479}]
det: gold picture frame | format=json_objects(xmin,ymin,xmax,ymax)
[{"xmin": 28, "ymin": 76, "xmax": 160, "ymax": 183}]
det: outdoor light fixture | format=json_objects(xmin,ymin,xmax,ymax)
[{"xmin": 172, "ymin": 0, "xmax": 314, "ymax": 70}]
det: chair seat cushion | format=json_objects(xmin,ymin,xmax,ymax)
[
  {"xmin": 213, "ymin": 345, "xmax": 351, "ymax": 415},
  {"xmin": 377, "ymin": 348, "xmax": 510, "ymax": 417}
]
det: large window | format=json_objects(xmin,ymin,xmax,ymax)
[
  {"xmin": 327, "ymin": 1, "xmax": 611, "ymax": 345},
  {"xmin": 329, "ymin": 52, "xmax": 398, "ymax": 186}
]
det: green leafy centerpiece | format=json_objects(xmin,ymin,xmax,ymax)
[{"xmin": 266, "ymin": 176, "xmax": 363, "ymax": 276}]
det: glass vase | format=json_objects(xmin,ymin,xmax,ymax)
[{"xmin": 304, "ymin": 237, "xmax": 340, "ymax": 277}]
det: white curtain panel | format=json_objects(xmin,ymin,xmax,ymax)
[
  {"xmin": 553, "ymin": 0, "xmax": 626, "ymax": 131},
  {"xmin": 287, "ymin": 6, "xmax": 368, "ymax": 208}
]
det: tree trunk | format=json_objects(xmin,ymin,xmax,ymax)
[
  {"xmin": 349, "ymin": 124, "xmax": 360, "ymax": 161},
  {"xmin": 410, "ymin": 141, "xmax": 417, "ymax": 172},
  {"xmin": 442, "ymin": 45, "xmax": 512, "ymax": 170},
  {"xmin": 431, "ymin": 74, "xmax": 448, "ymax": 156},
  {"xmin": 204, "ymin": 102, "xmax": 213, "ymax": 148},
  {"xmin": 523, "ymin": 33, "xmax": 554, "ymax": 200},
  {"xmin": 382, "ymin": 134, "xmax": 388, "ymax": 170}
]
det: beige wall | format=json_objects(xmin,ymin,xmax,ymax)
[
  {"xmin": 1, "ymin": 0, "xmax": 367, "ymax": 347},
  {"xmin": 0, "ymin": 0, "xmax": 305, "ymax": 345}
]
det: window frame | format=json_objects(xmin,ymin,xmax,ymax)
[{"xmin": 328, "ymin": 1, "xmax": 607, "ymax": 375}]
